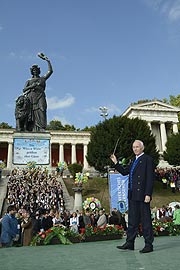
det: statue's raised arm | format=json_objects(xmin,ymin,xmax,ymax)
[{"xmin": 37, "ymin": 52, "xmax": 53, "ymax": 80}]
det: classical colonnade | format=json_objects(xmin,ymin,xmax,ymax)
[
  {"xmin": 51, "ymin": 142, "xmax": 88, "ymax": 169},
  {"xmin": 0, "ymin": 130, "xmax": 91, "ymax": 170},
  {"xmin": 122, "ymin": 100, "xmax": 180, "ymax": 155},
  {"xmin": 147, "ymin": 121, "xmax": 178, "ymax": 153}
]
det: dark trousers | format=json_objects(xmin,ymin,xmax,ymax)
[{"xmin": 126, "ymin": 200, "xmax": 154, "ymax": 247}]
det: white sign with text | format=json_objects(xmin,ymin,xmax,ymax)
[{"xmin": 13, "ymin": 138, "xmax": 50, "ymax": 165}]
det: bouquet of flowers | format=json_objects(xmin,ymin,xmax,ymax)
[
  {"xmin": 0, "ymin": 160, "xmax": 5, "ymax": 169},
  {"xmin": 57, "ymin": 161, "xmax": 67, "ymax": 170},
  {"xmin": 26, "ymin": 161, "xmax": 36, "ymax": 169},
  {"xmin": 74, "ymin": 172, "xmax": 88, "ymax": 186},
  {"xmin": 152, "ymin": 220, "xmax": 180, "ymax": 236},
  {"xmin": 31, "ymin": 226, "xmax": 80, "ymax": 246},
  {"xmin": 83, "ymin": 224, "xmax": 124, "ymax": 237},
  {"xmin": 83, "ymin": 197, "xmax": 101, "ymax": 210}
]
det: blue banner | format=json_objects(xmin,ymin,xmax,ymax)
[{"xmin": 109, "ymin": 173, "xmax": 129, "ymax": 213}]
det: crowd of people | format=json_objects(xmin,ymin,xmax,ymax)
[
  {"xmin": 7, "ymin": 167, "xmax": 65, "ymax": 214},
  {"xmin": 0, "ymin": 167, "xmax": 127, "ymax": 248},
  {"xmin": 151, "ymin": 204, "xmax": 180, "ymax": 224},
  {"xmin": 155, "ymin": 167, "xmax": 180, "ymax": 192},
  {"xmin": 0, "ymin": 167, "xmax": 65, "ymax": 247},
  {"xmin": 1, "ymin": 165, "xmax": 180, "ymax": 248}
]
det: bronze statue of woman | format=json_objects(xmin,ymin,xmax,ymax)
[{"xmin": 23, "ymin": 53, "xmax": 53, "ymax": 132}]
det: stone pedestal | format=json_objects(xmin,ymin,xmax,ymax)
[
  {"xmin": 72, "ymin": 187, "xmax": 83, "ymax": 212},
  {"xmin": 12, "ymin": 131, "xmax": 51, "ymax": 169}
]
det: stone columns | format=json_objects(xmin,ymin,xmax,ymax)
[
  {"xmin": 172, "ymin": 123, "xmax": 178, "ymax": 134},
  {"xmin": 71, "ymin": 144, "xmax": 77, "ymax": 164},
  {"xmin": 7, "ymin": 142, "xmax": 13, "ymax": 169},
  {"xmin": 147, "ymin": 122, "xmax": 152, "ymax": 130},
  {"xmin": 83, "ymin": 144, "xmax": 88, "ymax": 170},
  {"xmin": 160, "ymin": 122, "xmax": 167, "ymax": 152},
  {"xmin": 59, "ymin": 143, "xmax": 64, "ymax": 162}
]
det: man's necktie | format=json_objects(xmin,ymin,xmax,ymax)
[{"xmin": 129, "ymin": 158, "xmax": 139, "ymax": 190}]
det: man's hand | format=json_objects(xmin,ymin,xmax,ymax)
[
  {"xmin": 110, "ymin": 154, "xmax": 118, "ymax": 164},
  {"xmin": 144, "ymin": 195, "xmax": 151, "ymax": 203}
]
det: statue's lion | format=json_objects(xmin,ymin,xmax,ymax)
[{"xmin": 15, "ymin": 95, "xmax": 31, "ymax": 131}]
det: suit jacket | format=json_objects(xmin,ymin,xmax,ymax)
[
  {"xmin": 0, "ymin": 214, "xmax": 18, "ymax": 244},
  {"xmin": 114, "ymin": 154, "xmax": 154, "ymax": 201}
]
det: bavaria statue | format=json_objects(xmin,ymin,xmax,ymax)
[{"xmin": 15, "ymin": 53, "xmax": 53, "ymax": 132}]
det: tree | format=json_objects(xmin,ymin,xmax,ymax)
[
  {"xmin": 81, "ymin": 126, "xmax": 96, "ymax": 132},
  {"xmin": 47, "ymin": 120, "xmax": 64, "ymax": 130},
  {"xmin": 162, "ymin": 94, "xmax": 180, "ymax": 129},
  {"xmin": 63, "ymin": 124, "xmax": 76, "ymax": 131},
  {"xmin": 168, "ymin": 94, "xmax": 180, "ymax": 107},
  {"xmin": 164, "ymin": 133, "xmax": 180, "ymax": 166},
  {"xmin": 47, "ymin": 120, "xmax": 77, "ymax": 131},
  {"xmin": 132, "ymin": 99, "xmax": 153, "ymax": 105},
  {"xmin": 86, "ymin": 116, "xmax": 159, "ymax": 172},
  {"xmin": 0, "ymin": 122, "xmax": 13, "ymax": 129},
  {"xmin": 68, "ymin": 163, "xmax": 83, "ymax": 179}
]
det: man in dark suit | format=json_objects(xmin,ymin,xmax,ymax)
[{"xmin": 110, "ymin": 140, "xmax": 154, "ymax": 253}]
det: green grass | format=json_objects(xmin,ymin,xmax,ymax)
[
  {"xmin": 64, "ymin": 177, "xmax": 110, "ymax": 210},
  {"xmin": 64, "ymin": 177, "xmax": 180, "ymax": 212},
  {"xmin": 152, "ymin": 181, "xmax": 180, "ymax": 208}
]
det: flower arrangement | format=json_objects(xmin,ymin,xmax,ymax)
[
  {"xmin": 74, "ymin": 172, "xmax": 88, "ymax": 186},
  {"xmin": 57, "ymin": 161, "xmax": 67, "ymax": 170},
  {"xmin": 30, "ymin": 226, "xmax": 80, "ymax": 246},
  {"xmin": 82, "ymin": 224, "xmax": 124, "ymax": 237},
  {"xmin": 31, "ymin": 224, "xmax": 124, "ymax": 246},
  {"xmin": 26, "ymin": 161, "xmax": 36, "ymax": 169},
  {"xmin": 152, "ymin": 220, "xmax": 180, "ymax": 236},
  {"xmin": 83, "ymin": 197, "xmax": 101, "ymax": 210},
  {"xmin": 0, "ymin": 160, "xmax": 6, "ymax": 169}
]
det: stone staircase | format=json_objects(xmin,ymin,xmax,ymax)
[
  {"xmin": 58, "ymin": 177, "xmax": 74, "ymax": 212},
  {"xmin": 0, "ymin": 176, "xmax": 9, "ymax": 215},
  {"xmin": 0, "ymin": 173, "xmax": 74, "ymax": 215}
]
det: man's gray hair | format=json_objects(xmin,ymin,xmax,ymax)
[{"xmin": 133, "ymin": 140, "xmax": 144, "ymax": 150}]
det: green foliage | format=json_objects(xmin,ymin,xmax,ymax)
[
  {"xmin": 68, "ymin": 163, "xmax": 83, "ymax": 179},
  {"xmin": 63, "ymin": 124, "xmax": 76, "ymax": 131},
  {"xmin": 43, "ymin": 227, "xmax": 71, "ymax": 245},
  {"xmin": 131, "ymin": 99, "xmax": 153, "ymax": 105},
  {"xmin": 81, "ymin": 126, "xmax": 96, "ymax": 132},
  {"xmin": 164, "ymin": 133, "xmax": 180, "ymax": 165},
  {"xmin": 30, "ymin": 227, "xmax": 76, "ymax": 246},
  {"xmin": 47, "ymin": 120, "xmax": 76, "ymax": 131},
  {"xmin": 0, "ymin": 122, "xmax": 13, "ymax": 129},
  {"xmin": 169, "ymin": 94, "xmax": 180, "ymax": 107},
  {"xmin": 86, "ymin": 116, "xmax": 159, "ymax": 172},
  {"xmin": 162, "ymin": 94, "xmax": 180, "ymax": 129},
  {"xmin": 47, "ymin": 120, "xmax": 64, "ymax": 130},
  {"xmin": 0, "ymin": 161, "xmax": 6, "ymax": 169},
  {"xmin": 152, "ymin": 220, "xmax": 180, "ymax": 236}
]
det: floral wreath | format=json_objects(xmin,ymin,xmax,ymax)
[{"xmin": 83, "ymin": 197, "xmax": 101, "ymax": 210}]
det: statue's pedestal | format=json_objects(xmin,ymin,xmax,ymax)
[
  {"xmin": 72, "ymin": 187, "xmax": 83, "ymax": 212},
  {"xmin": 12, "ymin": 131, "xmax": 51, "ymax": 169}
]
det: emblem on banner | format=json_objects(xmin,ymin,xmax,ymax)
[{"xmin": 117, "ymin": 200, "xmax": 127, "ymax": 213}]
